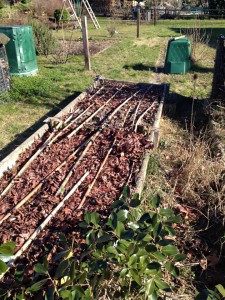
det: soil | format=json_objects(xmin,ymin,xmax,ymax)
[{"xmin": 58, "ymin": 39, "xmax": 115, "ymax": 56}]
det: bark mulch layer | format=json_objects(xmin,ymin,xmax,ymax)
[{"xmin": 0, "ymin": 80, "xmax": 165, "ymax": 290}]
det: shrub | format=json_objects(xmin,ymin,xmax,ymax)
[
  {"xmin": 32, "ymin": 0, "xmax": 63, "ymax": 17},
  {"xmin": 27, "ymin": 19, "xmax": 58, "ymax": 56},
  {"xmin": 54, "ymin": 8, "xmax": 69, "ymax": 23},
  {"xmin": 23, "ymin": 189, "xmax": 184, "ymax": 299},
  {"xmin": 0, "ymin": 0, "xmax": 7, "ymax": 9}
]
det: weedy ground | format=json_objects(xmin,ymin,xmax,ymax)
[{"xmin": 143, "ymin": 116, "xmax": 225, "ymax": 298}]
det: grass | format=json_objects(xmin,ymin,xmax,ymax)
[{"xmin": 1, "ymin": 17, "xmax": 225, "ymax": 154}]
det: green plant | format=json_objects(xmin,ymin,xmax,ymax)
[
  {"xmin": 148, "ymin": 154, "xmax": 159, "ymax": 176},
  {"xmin": 145, "ymin": 0, "xmax": 153, "ymax": 10},
  {"xmin": 0, "ymin": 0, "xmax": 7, "ymax": 9},
  {"xmin": 0, "ymin": 242, "xmax": 15, "ymax": 275},
  {"xmin": 9, "ymin": 76, "xmax": 54, "ymax": 103},
  {"xmin": 195, "ymin": 284, "xmax": 225, "ymax": 299},
  {"xmin": 54, "ymin": 8, "xmax": 69, "ymax": 23},
  {"xmin": 27, "ymin": 19, "xmax": 58, "ymax": 56},
  {"xmin": 159, "ymin": 139, "xmax": 171, "ymax": 150},
  {"xmin": 0, "ymin": 91, "xmax": 11, "ymax": 105},
  {"xmin": 17, "ymin": 188, "xmax": 184, "ymax": 299}
]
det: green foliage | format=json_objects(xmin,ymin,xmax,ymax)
[
  {"xmin": 0, "ymin": 0, "xmax": 7, "ymax": 9},
  {"xmin": 54, "ymin": 8, "xmax": 69, "ymax": 23},
  {"xmin": 0, "ymin": 91, "xmax": 10, "ymax": 105},
  {"xmin": 148, "ymin": 154, "xmax": 159, "ymax": 176},
  {"xmin": 0, "ymin": 242, "xmax": 15, "ymax": 275},
  {"xmin": 208, "ymin": 0, "xmax": 224, "ymax": 10},
  {"xmin": 195, "ymin": 284, "xmax": 225, "ymax": 299},
  {"xmin": 145, "ymin": 0, "xmax": 153, "ymax": 10},
  {"xmin": 27, "ymin": 19, "xmax": 58, "ymax": 56},
  {"xmin": 9, "ymin": 76, "xmax": 54, "ymax": 103},
  {"xmin": 15, "ymin": 188, "xmax": 184, "ymax": 300}
]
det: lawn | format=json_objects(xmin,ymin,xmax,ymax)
[{"xmin": 0, "ymin": 18, "xmax": 224, "ymax": 155}]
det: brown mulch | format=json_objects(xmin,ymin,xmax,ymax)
[{"xmin": 0, "ymin": 80, "xmax": 165, "ymax": 290}]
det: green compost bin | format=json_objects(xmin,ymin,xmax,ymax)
[
  {"xmin": 0, "ymin": 26, "xmax": 38, "ymax": 76},
  {"xmin": 164, "ymin": 37, "xmax": 191, "ymax": 74}
]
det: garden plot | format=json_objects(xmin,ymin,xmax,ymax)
[{"xmin": 0, "ymin": 78, "xmax": 168, "ymax": 282}]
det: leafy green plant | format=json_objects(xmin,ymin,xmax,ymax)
[
  {"xmin": 9, "ymin": 76, "xmax": 54, "ymax": 103},
  {"xmin": 27, "ymin": 19, "xmax": 58, "ymax": 56},
  {"xmin": 22, "ymin": 188, "xmax": 184, "ymax": 299},
  {"xmin": 54, "ymin": 8, "xmax": 69, "ymax": 24},
  {"xmin": 0, "ymin": 242, "xmax": 15, "ymax": 275},
  {"xmin": 0, "ymin": 0, "xmax": 7, "ymax": 9},
  {"xmin": 159, "ymin": 139, "xmax": 171, "ymax": 150},
  {"xmin": 195, "ymin": 284, "xmax": 225, "ymax": 299}
]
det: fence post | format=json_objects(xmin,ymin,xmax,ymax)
[
  {"xmin": 211, "ymin": 35, "xmax": 225, "ymax": 102},
  {"xmin": 147, "ymin": 11, "xmax": 151, "ymax": 22},
  {"xmin": 153, "ymin": 4, "xmax": 156, "ymax": 25},
  {"xmin": 82, "ymin": 16, "xmax": 91, "ymax": 71},
  {"xmin": 137, "ymin": 8, "xmax": 140, "ymax": 38}
]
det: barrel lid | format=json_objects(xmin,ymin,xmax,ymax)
[{"xmin": 0, "ymin": 25, "xmax": 31, "ymax": 29}]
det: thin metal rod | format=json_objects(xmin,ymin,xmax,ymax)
[
  {"xmin": 56, "ymin": 130, "xmax": 101, "ymax": 196},
  {"xmin": 68, "ymin": 85, "xmax": 124, "ymax": 138},
  {"xmin": 0, "ymin": 87, "xmax": 110, "ymax": 199},
  {"xmin": 77, "ymin": 139, "xmax": 116, "ymax": 209},
  {"xmin": 134, "ymin": 99, "xmax": 158, "ymax": 132},
  {"xmin": 0, "ymin": 171, "xmax": 89, "ymax": 280}
]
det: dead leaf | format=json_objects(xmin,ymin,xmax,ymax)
[{"xmin": 200, "ymin": 258, "xmax": 207, "ymax": 270}]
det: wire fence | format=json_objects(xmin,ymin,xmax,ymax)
[
  {"xmin": 94, "ymin": 7, "xmax": 225, "ymax": 21},
  {"xmin": 0, "ymin": 45, "xmax": 11, "ymax": 92}
]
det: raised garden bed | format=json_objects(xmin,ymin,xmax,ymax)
[{"xmin": 0, "ymin": 78, "xmax": 169, "ymax": 288}]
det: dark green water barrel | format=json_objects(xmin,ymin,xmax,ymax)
[{"xmin": 0, "ymin": 26, "xmax": 38, "ymax": 76}]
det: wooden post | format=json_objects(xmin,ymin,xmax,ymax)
[
  {"xmin": 137, "ymin": 8, "xmax": 140, "ymax": 38},
  {"xmin": 153, "ymin": 0, "xmax": 156, "ymax": 26},
  {"xmin": 82, "ymin": 16, "xmax": 91, "ymax": 71},
  {"xmin": 153, "ymin": 7, "xmax": 156, "ymax": 25}
]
